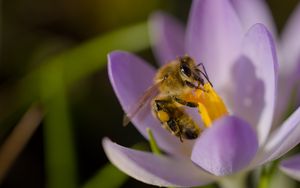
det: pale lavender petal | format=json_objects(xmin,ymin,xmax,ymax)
[
  {"xmin": 296, "ymin": 62, "xmax": 300, "ymax": 106},
  {"xmin": 253, "ymin": 106, "xmax": 300, "ymax": 166},
  {"xmin": 230, "ymin": 0, "xmax": 277, "ymax": 36},
  {"xmin": 108, "ymin": 51, "xmax": 194, "ymax": 156},
  {"xmin": 149, "ymin": 12, "xmax": 185, "ymax": 66},
  {"xmin": 276, "ymin": 3, "xmax": 300, "ymax": 121},
  {"xmin": 281, "ymin": 2, "xmax": 300, "ymax": 75},
  {"xmin": 229, "ymin": 56, "xmax": 265, "ymax": 128},
  {"xmin": 103, "ymin": 138, "xmax": 215, "ymax": 187},
  {"xmin": 185, "ymin": 0, "xmax": 243, "ymax": 89},
  {"xmin": 191, "ymin": 116, "xmax": 258, "ymax": 176},
  {"xmin": 280, "ymin": 154, "xmax": 300, "ymax": 181},
  {"xmin": 273, "ymin": 74, "xmax": 294, "ymax": 126},
  {"xmin": 274, "ymin": 59, "xmax": 300, "ymax": 127},
  {"xmin": 240, "ymin": 23, "xmax": 278, "ymax": 145}
]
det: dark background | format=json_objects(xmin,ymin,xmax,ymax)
[{"xmin": 1, "ymin": 0, "xmax": 299, "ymax": 187}]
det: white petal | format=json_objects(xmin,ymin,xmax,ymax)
[
  {"xmin": 103, "ymin": 138, "xmax": 215, "ymax": 187},
  {"xmin": 252, "ymin": 106, "xmax": 300, "ymax": 166}
]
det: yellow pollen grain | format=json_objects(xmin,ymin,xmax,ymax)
[
  {"xmin": 157, "ymin": 111, "xmax": 170, "ymax": 122},
  {"xmin": 196, "ymin": 83, "xmax": 228, "ymax": 127},
  {"xmin": 183, "ymin": 83, "xmax": 228, "ymax": 128}
]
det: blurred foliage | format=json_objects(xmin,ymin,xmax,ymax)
[
  {"xmin": 1, "ymin": 0, "xmax": 300, "ymax": 188},
  {"xmin": 40, "ymin": 63, "xmax": 77, "ymax": 188},
  {"xmin": 83, "ymin": 164, "xmax": 128, "ymax": 188}
]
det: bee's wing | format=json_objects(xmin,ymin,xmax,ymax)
[{"xmin": 123, "ymin": 82, "xmax": 161, "ymax": 126}]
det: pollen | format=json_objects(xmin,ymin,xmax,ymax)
[
  {"xmin": 157, "ymin": 110, "xmax": 170, "ymax": 122},
  {"xmin": 196, "ymin": 83, "xmax": 228, "ymax": 127},
  {"xmin": 183, "ymin": 83, "xmax": 228, "ymax": 128}
]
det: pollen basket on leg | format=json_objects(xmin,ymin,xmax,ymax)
[
  {"xmin": 130, "ymin": 55, "xmax": 228, "ymax": 141},
  {"xmin": 157, "ymin": 111, "xmax": 170, "ymax": 122}
]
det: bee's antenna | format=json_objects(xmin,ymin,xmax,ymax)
[{"xmin": 196, "ymin": 63, "xmax": 213, "ymax": 87}]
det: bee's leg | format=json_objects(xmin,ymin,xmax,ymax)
[
  {"xmin": 184, "ymin": 80, "xmax": 198, "ymax": 88},
  {"xmin": 173, "ymin": 96, "xmax": 198, "ymax": 108},
  {"xmin": 167, "ymin": 119, "xmax": 183, "ymax": 141},
  {"xmin": 167, "ymin": 119, "xmax": 179, "ymax": 132},
  {"xmin": 153, "ymin": 98, "xmax": 174, "ymax": 123},
  {"xmin": 154, "ymin": 98, "xmax": 172, "ymax": 110},
  {"xmin": 185, "ymin": 80, "xmax": 208, "ymax": 92},
  {"xmin": 196, "ymin": 84, "xmax": 208, "ymax": 92},
  {"xmin": 193, "ymin": 73, "xmax": 205, "ymax": 86},
  {"xmin": 179, "ymin": 134, "xmax": 183, "ymax": 143}
]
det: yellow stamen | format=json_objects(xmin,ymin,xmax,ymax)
[
  {"xmin": 197, "ymin": 83, "xmax": 228, "ymax": 127},
  {"xmin": 184, "ymin": 83, "xmax": 228, "ymax": 128}
]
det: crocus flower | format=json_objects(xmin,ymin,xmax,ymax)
[
  {"xmin": 229, "ymin": 0, "xmax": 300, "ymax": 183},
  {"xmin": 103, "ymin": 0, "xmax": 300, "ymax": 187},
  {"xmin": 277, "ymin": 2, "xmax": 300, "ymax": 181},
  {"xmin": 280, "ymin": 154, "xmax": 300, "ymax": 182}
]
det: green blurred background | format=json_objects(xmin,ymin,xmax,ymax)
[{"xmin": 0, "ymin": 0, "xmax": 299, "ymax": 187}]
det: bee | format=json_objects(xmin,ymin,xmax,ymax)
[
  {"xmin": 123, "ymin": 55, "xmax": 212, "ymax": 142},
  {"xmin": 152, "ymin": 96, "xmax": 200, "ymax": 142}
]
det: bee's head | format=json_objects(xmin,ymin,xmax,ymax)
[{"xmin": 179, "ymin": 56, "xmax": 204, "ymax": 86}]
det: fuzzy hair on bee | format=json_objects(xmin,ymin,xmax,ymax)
[{"xmin": 123, "ymin": 55, "xmax": 212, "ymax": 142}]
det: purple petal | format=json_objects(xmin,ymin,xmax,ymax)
[
  {"xmin": 230, "ymin": 0, "xmax": 277, "ymax": 36},
  {"xmin": 185, "ymin": 0, "xmax": 243, "ymax": 89},
  {"xmin": 149, "ymin": 12, "xmax": 185, "ymax": 66},
  {"xmin": 103, "ymin": 138, "xmax": 215, "ymax": 187},
  {"xmin": 281, "ymin": 2, "xmax": 300, "ymax": 75},
  {"xmin": 277, "ymin": 2, "xmax": 300, "ymax": 121},
  {"xmin": 280, "ymin": 154, "xmax": 300, "ymax": 181},
  {"xmin": 229, "ymin": 56, "xmax": 265, "ymax": 128},
  {"xmin": 191, "ymin": 116, "xmax": 258, "ymax": 176},
  {"xmin": 254, "ymin": 106, "xmax": 300, "ymax": 165},
  {"xmin": 108, "ymin": 51, "xmax": 194, "ymax": 156},
  {"xmin": 274, "ymin": 60, "xmax": 300, "ymax": 126},
  {"xmin": 239, "ymin": 23, "xmax": 278, "ymax": 145}
]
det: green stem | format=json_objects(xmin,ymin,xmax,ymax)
[
  {"xmin": 218, "ymin": 172, "xmax": 247, "ymax": 188},
  {"xmin": 40, "ymin": 64, "xmax": 77, "ymax": 188},
  {"xmin": 146, "ymin": 128, "xmax": 161, "ymax": 155},
  {"xmin": 38, "ymin": 23, "xmax": 149, "ymax": 188},
  {"xmin": 258, "ymin": 168, "xmax": 269, "ymax": 188},
  {"xmin": 258, "ymin": 161, "xmax": 279, "ymax": 188}
]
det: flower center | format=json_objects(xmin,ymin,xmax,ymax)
[{"xmin": 184, "ymin": 83, "xmax": 228, "ymax": 127}]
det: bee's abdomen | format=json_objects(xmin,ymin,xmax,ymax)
[
  {"xmin": 180, "ymin": 118, "xmax": 201, "ymax": 139},
  {"xmin": 182, "ymin": 128, "xmax": 200, "ymax": 139}
]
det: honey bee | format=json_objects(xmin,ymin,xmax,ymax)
[
  {"xmin": 124, "ymin": 55, "xmax": 212, "ymax": 142},
  {"xmin": 152, "ymin": 96, "xmax": 200, "ymax": 142}
]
